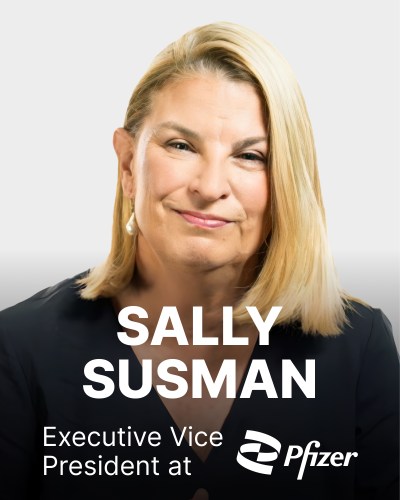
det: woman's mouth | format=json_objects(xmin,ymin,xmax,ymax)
[{"xmin": 175, "ymin": 210, "xmax": 232, "ymax": 229}]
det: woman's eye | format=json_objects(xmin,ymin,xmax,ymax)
[
  {"xmin": 167, "ymin": 141, "xmax": 192, "ymax": 152},
  {"xmin": 237, "ymin": 152, "xmax": 265, "ymax": 163}
]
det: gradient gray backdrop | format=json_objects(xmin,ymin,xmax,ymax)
[{"xmin": 0, "ymin": 0, "xmax": 398, "ymax": 345}]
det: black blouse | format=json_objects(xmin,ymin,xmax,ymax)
[{"xmin": 0, "ymin": 274, "xmax": 398, "ymax": 499}]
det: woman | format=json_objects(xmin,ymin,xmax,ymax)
[{"xmin": 0, "ymin": 22, "xmax": 398, "ymax": 500}]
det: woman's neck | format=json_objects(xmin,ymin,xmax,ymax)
[{"xmin": 114, "ymin": 249, "xmax": 258, "ymax": 341}]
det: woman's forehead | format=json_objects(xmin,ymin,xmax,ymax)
[{"xmin": 141, "ymin": 75, "xmax": 268, "ymax": 141}]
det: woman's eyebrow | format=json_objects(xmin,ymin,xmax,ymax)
[
  {"xmin": 153, "ymin": 121, "xmax": 268, "ymax": 149},
  {"xmin": 153, "ymin": 121, "xmax": 200, "ymax": 141},
  {"xmin": 233, "ymin": 137, "xmax": 268, "ymax": 150}
]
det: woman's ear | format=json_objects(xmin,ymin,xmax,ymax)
[{"xmin": 113, "ymin": 128, "xmax": 135, "ymax": 198}]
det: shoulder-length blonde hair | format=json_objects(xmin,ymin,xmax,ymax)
[{"xmin": 78, "ymin": 21, "xmax": 353, "ymax": 335}]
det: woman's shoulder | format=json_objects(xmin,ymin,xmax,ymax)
[
  {"xmin": 324, "ymin": 300, "xmax": 398, "ymax": 378},
  {"xmin": 276, "ymin": 300, "xmax": 397, "ymax": 366},
  {"xmin": 0, "ymin": 271, "xmax": 86, "ymax": 316},
  {"xmin": 342, "ymin": 300, "xmax": 396, "ymax": 349},
  {"xmin": 0, "ymin": 270, "xmax": 102, "ymax": 344}
]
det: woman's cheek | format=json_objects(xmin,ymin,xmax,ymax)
[{"xmin": 232, "ymin": 171, "xmax": 268, "ymax": 213}]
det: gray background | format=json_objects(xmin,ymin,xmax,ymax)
[{"xmin": 0, "ymin": 0, "xmax": 398, "ymax": 344}]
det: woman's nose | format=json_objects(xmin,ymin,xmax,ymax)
[{"xmin": 189, "ymin": 157, "xmax": 232, "ymax": 201}]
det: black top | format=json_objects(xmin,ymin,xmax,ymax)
[{"xmin": 0, "ymin": 273, "xmax": 398, "ymax": 500}]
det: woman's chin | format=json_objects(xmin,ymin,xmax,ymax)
[
  {"xmin": 167, "ymin": 246, "xmax": 236, "ymax": 271},
  {"xmin": 176, "ymin": 254, "xmax": 229, "ymax": 271}
]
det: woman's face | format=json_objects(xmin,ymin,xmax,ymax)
[{"xmin": 124, "ymin": 74, "xmax": 269, "ymax": 275}]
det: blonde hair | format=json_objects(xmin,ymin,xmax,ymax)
[{"xmin": 78, "ymin": 21, "xmax": 353, "ymax": 335}]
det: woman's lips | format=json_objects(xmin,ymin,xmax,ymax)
[{"xmin": 176, "ymin": 210, "xmax": 232, "ymax": 228}]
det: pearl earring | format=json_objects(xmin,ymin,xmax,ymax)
[{"xmin": 126, "ymin": 201, "xmax": 135, "ymax": 235}]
